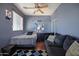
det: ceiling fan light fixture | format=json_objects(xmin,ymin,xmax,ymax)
[{"xmin": 23, "ymin": 3, "xmax": 48, "ymax": 14}]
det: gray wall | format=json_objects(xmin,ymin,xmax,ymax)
[
  {"xmin": 24, "ymin": 16, "xmax": 51, "ymax": 33},
  {"xmin": 51, "ymin": 3, "xmax": 79, "ymax": 38},
  {"xmin": 0, "ymin": 3, "xmax": 24, "ymax": 48}
]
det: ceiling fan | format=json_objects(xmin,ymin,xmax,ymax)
[{"xmin": 23, "ymin": 3, "xmax": 48, "ymax": 14}]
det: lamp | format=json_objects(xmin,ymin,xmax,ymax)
[{"xmin": 5, "ymin": 9, "xmax": 12, "ymax": 20}]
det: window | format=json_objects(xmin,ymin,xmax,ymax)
[{"xmin": 13, "ymin": 11, "xmax": 23, "ymax": 31}]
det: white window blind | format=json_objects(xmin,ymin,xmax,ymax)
[{"xmin": 13, "ymin": 11, "xmax": 23, "ymax": 31}]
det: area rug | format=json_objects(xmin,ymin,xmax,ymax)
[{"xmin": 12, "ymin": 49, "xmax": 48, "ymax": 56}]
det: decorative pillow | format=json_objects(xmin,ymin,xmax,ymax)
[
  {"xmin": 47, "ymin": 35, "xmax": 56, "ymax": 42},
  {"xmin": 54, "ymin": 34, "xmax": 66, "ymax": 47},
  {"xmin": 47, "ymin": 35, "xmax": 56, "ymax": 46},
  {"xmin": 65, "ymin": 41, "xmax": 79, "ymax": 56},
  {"xmin": 63, "ymin": 36, "xmax": 75, "ymax": 51},
  {"xmin": 27, "ymin": 32, "xmax": 33, "ymax": 35}
]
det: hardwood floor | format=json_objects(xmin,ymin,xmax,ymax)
[
  {"xmin": 35, "ymin": 41, "xmax": 46, "ymax": 50},
  {"xmin": 13, "ymin": 40, "xmax": 46, "ymax": 50}
]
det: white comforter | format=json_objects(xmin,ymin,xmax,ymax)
[
  {"xmin": 10, "ymin": 34, "xmax": 37, "ymax": 45},
  {"xmin": 12, "ymin": 34, "xmax": 36, "ymax": 39}
]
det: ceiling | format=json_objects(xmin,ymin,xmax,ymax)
[{"xmin": 14, "ymin": 3, "xmax": 60, "ymax": 16}]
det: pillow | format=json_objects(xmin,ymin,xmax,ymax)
[
  {"xmin": 65, "ymin": 41, "xmax": 79, "ymax": 56},
  {"xmin": 47, "ymin": 35, "xmax": 56, "ymax": 46},
  {"xmin": 54, "ymin": 34, "xmax": 66, "ymax": 47},
  {"xmin": 47, "ymin": 35, "xmax": 56, "ymax": 42},
  {"xmin": 63, "ymin": 36, "xmax": 75, "ymax": 51},
  {"xmin": 27, "ymin": 32, "xmax": 33, "ymax": 35}
]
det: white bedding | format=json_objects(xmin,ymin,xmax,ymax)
[
  {"xmin": 12, "ymin": 34, "xmax": 36, "ymax": 39},
  {"xmin": 10, "ymin": 33, "xmax": 37, "ymax": 45}
]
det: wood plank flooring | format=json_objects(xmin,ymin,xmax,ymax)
[{"xmin": 35, "ymin": 41, "xmax": 46, "ymax": 50}]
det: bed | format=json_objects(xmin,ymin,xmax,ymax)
[{"xmin": 10, "ymin": 33, "xmax": 37, "ymax": 47}]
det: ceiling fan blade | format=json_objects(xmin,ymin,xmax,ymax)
[
  {"xmin": 34, "ymin": 8, "xmax": 44, "ymax": 14},
  {"xmin": 23, "ymin": 3, "xmax": 39, "ymax": 9},
  {"xmin": 34, "ymin": 3, "xmax": 39, "ymax": 8},
  {"xmin": 38, "ymin": 8, "xmax": 44, "ymax": 13},
  {"xmin": 23, "ymin": 7, "xmax": 35, "ymax": 9},
  {"xmin": 34, "ymin": 3, "xmax": 48, "ymax": 8},
  {"xmin": 34, "ymin": 9, "xmax": 38, "ymax": 14}
]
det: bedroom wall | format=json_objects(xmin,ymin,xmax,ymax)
[
  {"xmin": 0, "ymin": 3, "xmax": 24, "ymax": 48},
  {"xmin": 24, "ymin": 16, "xmax": 51, "ymax": 33},
  {"xmin": 51, "ymin": 3, "xmax": 79, "ymax": 38}
]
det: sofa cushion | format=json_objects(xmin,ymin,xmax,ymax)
[
  {"xmin": 63, "ymin": 35, "xmax": 75, "ymax": 51},
  {"xmin": 65, "ymin": 41, "xmax": 79, "ymax": 56},
  {"xmin": 46, "ymin": 35, "xmax": 56, "ymax": 46},
  {"xmin": 54, "ymin": 34, "xmax": 66, "ymax": 47},
  {"xmin": 47, "ymin": 35, "xmax": 56, "ymax": 42},
  {"xmin": 49, "ymin": 46, "xmax": 66, "ymax": 56},
  {"xmin": 44, "ymin": 33, "xmax": 54, "ymax": 40}
]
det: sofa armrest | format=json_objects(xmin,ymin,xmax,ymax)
[
  {"xmin": 45, "ymin": 40, "xmax": 66, "ymax": 56},
  {"xmin": 49, "ymin": 46, "xmax": 66, "ymax": 56}
]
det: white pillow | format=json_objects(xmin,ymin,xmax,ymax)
[
  {"xmin": 65, "ymin": 41, "xmax": 79, "ymax": 56},
  {"xmin": 47, "ymin": 35, "xmax": 56, "ymax": 42}
]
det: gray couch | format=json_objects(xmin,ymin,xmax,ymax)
[{"xmin": 45, "ymin": 33, "xmax": 79, "ymax": 56}]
